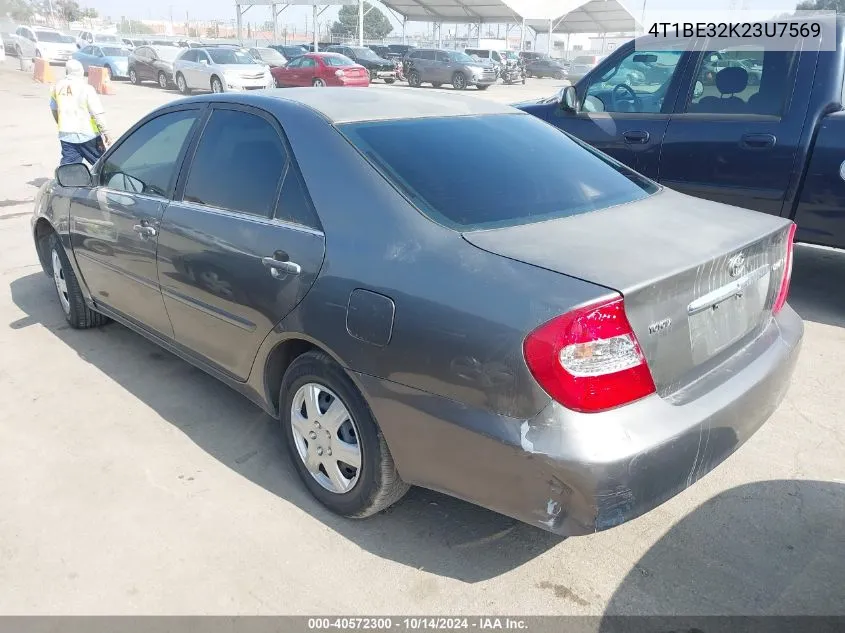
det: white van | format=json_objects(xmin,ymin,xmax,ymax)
[{"xmin": 10, "ymin": 26, "xmax": 76, "ymax": 62}]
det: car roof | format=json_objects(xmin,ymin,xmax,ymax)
[{"xmin": 200, "ymin": 87, "xmax": 520, "ymax": 124}]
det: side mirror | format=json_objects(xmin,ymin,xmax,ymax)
[
  {"xmin": 559, "ymin": 85, "xmax": 580, "ymax": 113},
  {"xmin": 55, "ymin": 163, "xmax": 92, "ymax": 188}
]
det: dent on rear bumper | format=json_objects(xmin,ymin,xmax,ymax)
[{"xmin": 355, "ymin": 306, "xmax": 803, "ymax": 536}]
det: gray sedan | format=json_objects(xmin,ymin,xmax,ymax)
[{"xmin": 31, "ymin": 90, "xmax": 802, "ymax": 535}]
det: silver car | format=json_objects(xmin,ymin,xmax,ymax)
[
  {"xmin": 173, "ymin": 46, "xmax": 274, "ymax": 94},
  {"xmin": 405, "ymin": 48, "xmax": 497, "ymax": 90}
]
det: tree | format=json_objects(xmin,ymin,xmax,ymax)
[
  {"xmin": 795, "ymin": 0, "xmax": 845, "ymax": 10},
  {"xmin": 0, "ymin": 0, "xmax": 35, "ymax": 21},
  {"xmin": 55, "ymin": 0, "xmax": 83, "ymax": 22},
  {"xmin": 331, "ymin": 2, "xmax": 392, "ymax": 40}
]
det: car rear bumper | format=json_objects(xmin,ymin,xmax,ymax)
[{"xmin": 356, "ymin": 305, "xmax": 803, "ymax": 536}]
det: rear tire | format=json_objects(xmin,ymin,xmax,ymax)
[
  {"xmin": 407, "ymin": 70, "xmax": 421, "ymax": 87},
  {"xmin": 432, "ymin": 82, "xmax": 442, "ymax": 88},
  {"xmin": 48, "ymin": 233, "xmax": 109, "ymax": 330},
  {"xmin": 451, "ymin": 72, "xmax": 467, "ymax": 90},
  {"xmin": 312, "ymin": 77, "xmax": 326, "ymax": 87},
  {"xmin": 176, "ymin": 72, "xmax": 190, "ymax": 94},
  {"xmin": 280, "ymin": 351, "xmax": 410, "ymax": 518},
  {"xmin": 211, "ymin": 75, "xmax": 223, "ymax": 93},
  {"xmin": 129, "ymin": 68, "xmax": 139, "ymax": 84}
]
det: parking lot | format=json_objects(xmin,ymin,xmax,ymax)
[{"xmin": 0, "ymin": 58, "xmax": 843, "ymax": 616}]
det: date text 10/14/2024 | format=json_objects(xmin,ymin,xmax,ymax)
[{"xmin": 307, "ymin": 618, "xmax": 528, "ymax": 630}]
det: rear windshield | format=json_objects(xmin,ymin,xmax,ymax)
[
  {"xmin": 323, "ymin": 54, "xmax": 354, "ymax": 66},
  {"xmin": 35, "ymin": 31, "xmax": 70, "ymax": 43},
  {"xmin": 339, "ymin": 114, "xmax": 658, "ymax": 230},
  {"xmin": 208, "ymin": 49, "xmax": 254, "ymax": 64}
]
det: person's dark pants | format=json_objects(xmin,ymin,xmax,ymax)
[{"xmin": 60, "ymin": 137, "xmax": 104, "ymax": 166}]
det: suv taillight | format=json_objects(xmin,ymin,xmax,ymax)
[
  {"xmin": 772, "ymin": 223, "xmax": 797, "ymax": 315},
  {"xmin": 523, "ymin": 296, "xmax": 656, "ymax": 413}
]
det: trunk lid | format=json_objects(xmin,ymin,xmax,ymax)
[{"xmin": 463, "ymin": 188, "xmax": 792, "ymax": 396}]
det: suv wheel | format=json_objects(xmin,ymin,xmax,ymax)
[
  {"xmin": 407, "ymin": 70, "xmax": 421, "ymax": 87},
  {"xmin": 451, "ymin": 72, "xmax": 467, "ymax": 90},
  {"xmin": 176, "ymin": 73, "xmax": 190, "ymax": 94}
]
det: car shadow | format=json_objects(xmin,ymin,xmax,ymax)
[
  {"xmin": 789, "ymin": 245, "xmax": 845, "ymax": 329},
  {"xmin": 9, "ymin": 271, "xmax": 562, "ymax": 583},
  {"xmin": 599, "ymin": 480, "xmax": 845, "ymax": 623}
]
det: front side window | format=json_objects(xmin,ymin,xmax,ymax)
[
  {"xmin": 183, "ymin": 109, "xmax": 287, "ymax": 218},
  {"xmin": 286, "ymin": 57, "xmax": 302, "ymax": 68},
  {"xmin": 584, "ymin": 46, "xmax": 686, "ymax": 114},
  {"xmin": 101, "ymin": 110, "xmax": 199, "ymax": 198},
  {"xmin": 81, "ymin": 46, "xmax": 94, "ymax": 55},
  {"xmin": 687, "ymin": 44, "xmax": 798, "ymax": 116},
  {"xmin": 101, "ymin": 47, "xmax": 129, "ymax": 56},
  {"xmin": 340, "ymin": 114, "xmax": 657, "ymax": 231}
]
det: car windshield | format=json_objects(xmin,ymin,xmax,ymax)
[
  {"xmin": 155, "ymin": 47, "xmax": 182, "ymax": 61},
  {"xmin": 448, "ymin": 51, "xmax": 474, "ymax": 63},
  {"xmin": 255, "ymin": 47, "xmax": 284, "ymax": 62},
  {"xmin": 208, "ymin": 49, "xmax": 254, "ymax": 64},
  {"xmin": 322, "ymin": 54, "xmax": 355, "ymax": 66},
  {"xmin": 340, "ymin": 114, "xmax": 657, "ymax": 231},
  {"xmin": 35, "ymin": 31, "xmax": 69, "ymax": 43},
  {"xmin": 101, "ymin": 47, "xmax": 129, "ymax": 56},
  {"xmin": 350, "ymin": 46, "xmax": 379, "ymax": 60}
]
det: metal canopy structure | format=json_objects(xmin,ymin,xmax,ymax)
[
  {"xmin": 235, "ymin": 0, "xmax": 356, "ymax": 52},
  {"xmin": 525, "ymin": 0, "xmax": 639, "ymax": 34}
]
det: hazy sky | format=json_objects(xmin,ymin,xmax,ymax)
[{"xmin": 91, "ymin": 0, "xmax": 803, "ymax": 38}]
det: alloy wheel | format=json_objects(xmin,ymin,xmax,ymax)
[
  {"xmin": 290, "ymin": 383, "xmax": 362, "ymax": 494},
  {"xmin": 129, "ymin": 69, "xmax": 137, "ymax": 84},
  {"xmin": 211, "ymin": 77, "xmax": 223, "ymax": 93},
  {"xmin": 51, "ymin": 249, "xmax": 70, "ymax": 315},
  {"xmin": 158, "ymin": 72, "xmax": 168, "ymax": 88},
  {"xmin": 312, "ymin": 78, "xmax": 326, "ymax": 87}
]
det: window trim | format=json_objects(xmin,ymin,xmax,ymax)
[
  {"xmin": 175, "ymin": 102, "xmax": 323, "ymax": 231},
  {"xmin": 94, "ymin": 104, "xmax": 208, "ymax": 200}
]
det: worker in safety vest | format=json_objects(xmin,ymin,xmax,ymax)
[{"xmin": 49, "ymin": 59, "xmax": 112, "ymax": 166}]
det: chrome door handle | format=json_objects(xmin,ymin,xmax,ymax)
[
  {"xmin": 133, "ymin": 224, "xmax": 157, "ymax": 238},
  {"xmin": 262, "ymin": 256, "xmax": 301, "ymax": 278}
]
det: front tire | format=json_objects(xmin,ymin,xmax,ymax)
[
  {"xmin": 48, "ymin": 233, "xmax": 108, "ymax": 329},
  {"xmin": 280, "ymin": 351, "xmax": 409, "ymax": 518},
  {"xmin": 312, "ymin": 77, "xmax": 326, "ymax": 87},
  {"xmin": 451, "ymin": 72, "xmax": 467, "ymax": 90},
  {"xmin": 158, "ymin": 71, "xmax": 169, "ymax": 89},
  {"xmin": 129, "ymin": 68, "xmax": 139, "ymax": 84},
  {"xmin": 176, "ymin": 72, "xmax": 190, "ymax": 94},
  {"xmin": 476, "ymin": 84, "xmax": 489, "ymax": 91},
  {"xmin": 211, "ymin": 75, "xmax": 223, "ymax": 93}
]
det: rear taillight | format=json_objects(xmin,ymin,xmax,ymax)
[
  {"xmin": 772, "ymin": 223, "xmax": 797, "ymax": 315},
  {"xmin": 523, "ymin": 296, "xmax": 656, "ymax": 413},
  {"xmin": 335, "ymin": 69, "xmax": 345, "ymax": 77}
]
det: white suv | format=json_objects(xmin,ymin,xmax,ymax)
[
  {"xmin": 75, "ymin": 31, "xmax": 122, "ymax": 50},
  {"xmin": 11, "ymin": 26, "xmax": 76, "ymax": 63}
]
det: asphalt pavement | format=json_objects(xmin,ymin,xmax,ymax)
[{"xmin": 0, "ymin": 60, "xmax": 843, "ymax": 615}]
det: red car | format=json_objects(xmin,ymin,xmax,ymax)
[{"xmin": 272, "ymin": 53, "xmax": 370, "ymax": 88}]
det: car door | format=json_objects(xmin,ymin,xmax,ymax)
[
  {"xmin": 191, "ymin": 49, "xmax": 211, "ymax": 88},
  {"xmin": 134, "ymin": 46, "xmax": 152, "ymax": 80},
  {"xmin": 16, "ymin": 27, "xmax": 34, "ymax": 57},
  {"xmin": 69, "ymin": 105, "xmax": 205, "ymax": 338},
  {"xmin": 75, "ymin": 45, "xmax": 93, "ymax": 70},
  {"xmin": 434, "ymin": 51, "xmax": 452, "ymax": 83},
  {"xmin": 156, "ymin": 104, "xmax": 326, "ymax": 380},
  {"xmin": 659, "ymin": 38, "xmax": 819, "ymax": 216},
  {"xmin": 541, "ymin": 43, "xmax": 693, "ymax": 179},
  {"xmin": 299, "ymin": 57, "xmax": 317, "ymax": 85}
]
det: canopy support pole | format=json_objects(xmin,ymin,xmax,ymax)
[
  {"xmin": 313, "ymin": 3, "xmax": 319, "ymax": 51},
  {"xmin": 547, "ymin": 18, "xmax": 552, "ymax": 56},
  {"xmin": 358, "ymin": 0, "xmax": 364, "ymax": 45}
]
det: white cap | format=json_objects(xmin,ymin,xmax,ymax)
[{"xmin": 65, "ymin": 59, "xmax": 84, "ymax": 77}]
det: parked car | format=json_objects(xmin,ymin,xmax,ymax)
[
  {"xmin": 404, "ymin": 48, "xmax": 496, "ymax": 90},
  {"xmin": 517, "ymin": 18, "xmax": 845, "ymax": 250},
  {"xmin": 270, "ymin": 44, "xmax": 308, "ymax": 59},
  {"xmin": 76, "ymin": 31, "xmax": 122, "ymax": 49},
  {"xmin": 464, "ymin": 47, "xmax": 504, "ymax": 74},
  {"xmin": 10, "ymin": 26, "xmax": 76, "ymax": 63},
  {"xmin": 367, "ymin": 44, "xmax": 391, "ymax": 59},
  {"xmin": 519, "ymin": 51, "xmax": 547, "ymax": 63},
  {"xmin": 248, "ymin": 46, "xmax": 287, "ymax": 68},
  {"xmin": 177, "ymin": 39, "xmax": 204, "ymax": 48},
  {"xmin": 128, "ymin": 45, "xmax": 183, "ymax": 88},
  {"xmin": 31, "ymin": 89, "xmax": 802, "ymax": 535},
  {"xmin": 271, "ymin": 52, "xmax": 369, "ymax": 87},
  {"xmin": 326, "ymin": 45, "xmax": 395, "ymax": 83},
  {"xmin": 525, "ymin": 58, "xmax": 568, "ymax": 79},
  {"xmin": 387, "ymin": 43, "xmax": 415, "ymax": 59},
  {"xmin": 2, "ymin": 32, "xmax": 15, "ymax": 57},
  {"xmin": 121, "ymin": 37, "xmax": 150, "ymax": 49},
  {"xmin": 568, "ymin": 54, "xmax": 605, "ymax": 81},
  {"xmin": 0, "ymin": 33, "xmax": 5, "ymax": 62},
  {"xmin": 173, "ymin": 46, "xmax": 274, "ymax": 94},
  {"xmin": 72, "ymin": 44, "xmax": 131, "ymax": 79}
]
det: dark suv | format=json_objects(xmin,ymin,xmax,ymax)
[
  {"xmin": 326, "ymin": 45, "xmax": 397, "ymax": 83},
  {"xmin": 404, "ymin": 48, "xmax": 496, "ymax": 90}
]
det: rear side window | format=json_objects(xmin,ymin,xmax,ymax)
[
  {"xmin": 183, "ymin": 109, "xmax": 286, "ymax": 218},
  {"xmin": 340, "ymin": 114, "xmax": 658, "ymax": 230}
]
